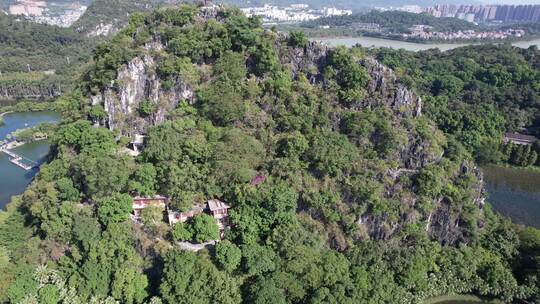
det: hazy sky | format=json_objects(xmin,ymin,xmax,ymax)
[{"xmin": 480, "ymin": 0, "xmax": 540, "ymax": 3}]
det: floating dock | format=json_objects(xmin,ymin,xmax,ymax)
[{"xmin": 0, "ymin": 143, "xmax": 37, "ymax": 171}]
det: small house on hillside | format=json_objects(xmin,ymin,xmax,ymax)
[
  {"xmin": 133, "ymin": 195, "xmax": 168, "ymax": 218},
  {"xmin": 128, "ymin": 134, "xmax": 146, "ymax": 156},
  {"xmin": 503, "ymin": 133, "xmax": 537, "ymax": 146},
  {"xmin": 168, "ymin": 204, "xmax": 206, "ymax": 226},
  {"xmin": 208, "ymin": 199, "xmax": 230, "ymax": 219},
  {"xmin": 168, "ymin": 199, "xmax": 231, "ymax": 233},
  {"xmin": 208, "ymin": 199, "xmax": 231, "ymax": 230}
]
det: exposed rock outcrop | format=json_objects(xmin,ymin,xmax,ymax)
[
  {"xmin": 0, "ymin": 83, "xmax": 62, "ymax": 101},
  {"xmin": 93, "ymin": 54, "xmax": 194, "ymax": 135},
  {"xmin": 88, "ymin": 12, "xmax": 486, "ymax": 247},
  {"xmin": 362, "ymin": 58, "xmax": 423, "ymax": 118}
]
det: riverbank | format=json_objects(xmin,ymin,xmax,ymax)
[
  {"xmin": 0, "ymin": 111, "xmax": 13, "ymax": 118},
  {"xmin": 0, "ymin": 111, "xmax": 61, "ymax": 209},
  {"xmin": 0, "ymin": 100, "xmax": 56, "ymax": 116},
  {"xmin": 308, "ymin": 32, "xmax": 540, "ymax": 45},
  {"xmin": 488, "ymin": 163, "xmax": 540, "ymax": 173},
  {"xmin": 311, "ymin": 36, "xmax": 540, "ymax": 51},
  {"xmin": 0, "ymin": 111, "xmax": 13, "ymax": 126},
  {"xmin": 482, "ymin": 164, "xmax": 540, "ymax": 229}
]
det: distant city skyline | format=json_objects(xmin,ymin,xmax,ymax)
[{"xmin": 480, "ymin": 0, "xmax": 540, "ymax": 4}]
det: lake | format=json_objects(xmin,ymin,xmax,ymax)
[
  {"xmin": 0, "ymin": 111, "xmax": 60, "ymax": 209},
  {"xmin": 482, "ymin": 165, "xmax": 540, "ymax": 229},
  {"xmin": 313, "ymin": 36, "xmax": 540, "ymax": 51}
]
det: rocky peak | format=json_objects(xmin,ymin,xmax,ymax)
[{"xmin": 84, "ymin": 8, "xmax": 487, "ymax": 247}]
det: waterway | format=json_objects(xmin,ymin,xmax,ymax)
[
  {"xmin": 0, "ymin": 111, "xmax": 60, "ymax": 209},
  {"xmin": 483, "ymin": 165, "xmax": 540, "ymax": 229},
  {"xmin": 313, "ymin": 36, "xmax": 540, "ymax": 51}
]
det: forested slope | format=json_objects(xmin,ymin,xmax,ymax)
[
  {"xmin": 367, "ymin": 44, "xmax": 540, "ymax": 167},
  {"xmin": 0, "ymin": 14, "xmax": 94, "ymax": 100},
  {"xmin": 72, "ymin": 0, "xmax": 189, "ymax": 37},
  {"xmin": 302, "ymin": 10, "xmax": 477, "ymax": 33},
  {"xmin": 0, "ymin": 5, "xmax": 539, "ymax": 304}
]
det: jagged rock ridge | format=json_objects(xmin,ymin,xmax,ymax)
[{"xmin": 87, "ymin": 6, "xmax": 486, "ymax": 247}]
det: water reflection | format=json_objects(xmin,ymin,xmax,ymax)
[
  {"xmin": 0, "ymin": 111, "xmax": 60, "ymax": 208},
  {"xmin": 483, "ymin": 165, "xmax": 540, "ymax": 228}
]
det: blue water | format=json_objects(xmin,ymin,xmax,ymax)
[
  {"xmin": 0, "ymin": 111, "xmax": 60, "ymax": 208},
  {"xmin": 0, "ymin": 111, "xmax": 59, "ymax": 139},
  {"xmin": 483, "ymin": 165, "xmax": 540, "ymax": 229}
]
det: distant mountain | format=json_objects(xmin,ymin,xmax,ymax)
[
  {"xmin": 72, "ymin": 0, "xmax": 189, "ymax": 37},
  {"xmin": 302, "ymin": 10, "xmax": 477, "ymax": 32}
]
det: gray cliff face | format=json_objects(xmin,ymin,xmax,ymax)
[
  {"xmin": 361, "ymin": 58, "xmax": 422, "ymax": 119},
  {"xmin": 277, "ymin": 38, "xmax": 423, "ymax": 120},
  {"xmin": 355, "ymin": 161, "xmax": 485, "ymax": 246},
  {"xmin": 93, "ymin": 53, "xmax": 194, "ymax": 135},
  {"xmin": 426, "ymin": 165, "xmax": 486, "ymax": 245},
  {"xmin": 94, "ymin": 36, "xmax": 485, "ymax": 246},
  {"xmin": 0, "ymin": 83, "xmax": 62, "ymax": 100}
]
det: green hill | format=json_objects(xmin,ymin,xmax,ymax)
[
  {"xmin": 72, "ymin": 0, "xmax": 189, "ymax": 37},
  {"xmin": 302, "ymin": 10, "xmax": 477, "ymax": 33},
  {"xmin": 0, "ymin": 13, "xmax": 94, "ymax": 100},
  {"xmin": 0, "ymin": 4, "xmax": 538, "ymax": 304}
]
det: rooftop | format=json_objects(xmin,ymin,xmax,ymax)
[
  {"xmin": 208, "ymin": 199, "xmax": 230, "ymax": 212},
  {"xmin": 132, "ymin": 134, "xmax": 146, "ymax": 145},
  {"xmin": 504, "ymin": 132, "xmax": 537, "ymax": 143}
]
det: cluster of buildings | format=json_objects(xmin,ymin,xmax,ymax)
[
  {"xmin": 127, "ymin": 133, "xmax": 241, "ymax": 242},
  {"xmin": 132, "ymin": 196, "xmax": 232, "ymax": 239},
  {"xmin": 374, "ymin": 5, "xmax": 424, "ymax": 14},
  {"xmin": 5, "ymin": 0, "xmax": 87, "ymax": 27},
  {"xmin": 374, "ymin": 4, "xmax": 540, "ymax": 24},
  {"xmin": 241, "ymin": 4, "xmax": 352, "ymax": 24},
  {"xmin": 423, "ymin": 4, "xmax": 540, "ymax": 24},
  {"xmin": 7, "ymin": 0, "xmax": 46, "ymax": 16},
  {"xmin": 403, "ymin": 27, "xmax": 525, "ymax": 41}
]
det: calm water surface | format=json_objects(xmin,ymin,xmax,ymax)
[
  {"xmin": 483, "ymin": 165, "xmax": 540, "ymax": 228},
  {"xmin": 314, "ymin": 36, "xmax": 540, "ymax": 51},
  {"xmin": 0, "ymin": 111, "xmax": 60, "ymax": 208}
]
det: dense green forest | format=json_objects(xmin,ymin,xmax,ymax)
[
  {"xmin": 0, "ymin": 0, "xmax": 178, "ymax": 101},
  {"xmin": 72, "ymin": 0, "xmax": 204, "ymax": 37},
  {"xmin": 301, "ymin": 10, "xmax": 477, "ymax": 33},
  {"xmin": 73, "ymin": 0, "xmax": 173, "ymax": 36},
  {"xmin": 0, "ymin": 4, "xmax": 539, "ymax": 304},
  {"xmin": 296, "ymin": 11, "xmax": 540, "ymax": 43},
  {"xmin": 365, "ymin": 44, "xmax": 540, "ymax": 167},
  {"xmin": 0, "ymin": 13, "xmax": 94, "ymax": 100}
]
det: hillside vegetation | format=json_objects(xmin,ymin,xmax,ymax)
[
  {"xmin": 73, "ymin": 0, "xmax": 188, "ymax": 37},
  {"xmin": 302, "ymin": 10, "xmax": 477, "ymax": 33},
  {"xmin": 0, "ymin": 4, "xmax": 538, "ymax": 304},
  {"xmin": 0, "ymin": 13, "xmax": 94, "ymax": 100},
  {"xmin": 367, "ymin": 44, "xmax": 540, "ymax": 167}
]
